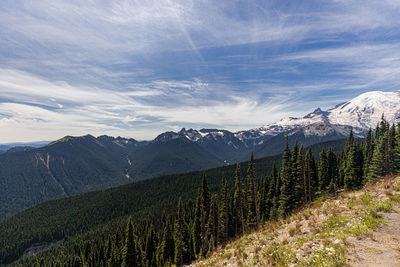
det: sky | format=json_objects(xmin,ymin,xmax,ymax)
[{"xmin": 1, "ymin": 0, "xmax": 400, "ymax": 142}]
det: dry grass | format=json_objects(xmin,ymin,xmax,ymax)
[{"xmin": 190, "ymin": 175, "xmax": 400, "ymax": 267}]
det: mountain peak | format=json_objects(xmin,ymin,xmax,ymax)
[
  {"xmin": 253, "ymin": 90, "xmax": 400, "ymax": 136},
  {"xmin": 154, "ymin": 131, "xmax": 184, "ymax": 143},
  {"xmin": 328, "ymin": 90, "xmax": 400, "ymax": 128}
]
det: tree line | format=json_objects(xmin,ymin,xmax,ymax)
[{"xmin": 18, "ymin": 116, "xmax": 400, "ymax": 267}]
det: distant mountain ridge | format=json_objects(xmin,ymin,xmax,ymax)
[
  {"xmin": 164, "ymin": 90, "xmax": 400, "ymax": 160},
  {"xmin": 257, "ymin": 90, "xmax": 400, "ymax": 134},
  {"xmin": 0, "ymin": 141, "xmax": 49, "ymax": 154},
  {"xmin": 0, "ymin": 90, "xmax": 399, "ymax": 219}
]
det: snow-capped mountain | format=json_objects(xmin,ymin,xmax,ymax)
[
  {"xmin": 250, "ymin": 90, "xmax": 400, "ymax": 137},
  {"xmin": 154, "ymin": 90, "xmax": 400, "ymax": 161},
  {"xmin": 328, "ymin": 90, "xmax": 400, "ymax": 128}
]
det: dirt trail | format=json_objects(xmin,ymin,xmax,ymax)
[
  {"xmin": 190, "ymin": 176, "xmax": 400, "ymax": 267},
  {"xmin": 349, "ymin": 207, "xmax": 400, "ymax": 267}
]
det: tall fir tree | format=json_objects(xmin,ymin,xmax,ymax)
[
  {"xmin": 218, "ymin": 177, "xmax": 229, "ymax": 244},
  {"xmin": 327, "ymin": 148, "xmax": 338, "ymax": 193},
  {"xmin": 174, "ymin": 198, "xmax": 188, "ymax": 267},
  {"xmin": 161, "ymin": 220, "xmax": 174, "ymax": 266},
  {"xmin": 305, "ymin": 149, "xmax": 317, "ymax": 202},
  {"xmin": 206, "ymin": 195, "xmax": 218, "ymax": 253},
  {"xmin": 293, "ymin": 144, "xmax": 306, "ymax": 207},
  {"xmin": 363, "ymin": 128, "xmax": 374, "ymax": 178},
  {"xmin": 291, "ymin": 140, "xmax": 302, "ymax": 207},
  {"xmin": 246, "ymin": 153, "xmax": 259, "ymax": 229},
  {"xmin": 199, "ymin": 174, "xmax": 210, "ymax": 255},
  {"xmin": 278, "ymin": 135, "xmax": 294, "ymax": 216},
  {"xmin": 144, "ymin": 225, "xmax": 156, "ymax": 266},
  {"xmin": 270, "ymin": 170, "xmax": 282, "ymax": 220},
  {"xmin": 192, "ymin": 192, "xmax": 201, "ymax": 257},
  {"xmin": 318, "ymin": 149, "xmax": 329, "ymax": 192},
  {"xmin": 344, "ymin": 143, "xmax": 363, "ymax": 189},
  {"xmin": 344, "ymin": 130, "xmax": 355, "ymax": 156},
  {"xmin": 105, "ymin": 235, "xmax": 112, "ymax": 263},
  {"xmin": 387, "ymin": 125, "xmax": 396, "ymax": 173},
  {"xmin": 265, "ymin": 163, "xmax": 277, "ymax": 220},
  {"xmin": 291, "ymin": 140, "xmax": 299, "ymax": 184},
  {"xmin": 257, "ymin": 177, "xmax": 267, "ymax": 223},
  {"xmin": 122, "ymin": 217, "xmax": 138, "ymax": 267},
  {"xmin": 368, "ymin": 134, "xmax": 386, "ymax": 181},
  {"xmin": 395, "ymin": 122, "xmax": 400, "ymax": 172},
  {"xmin": 233, "ymin": 164, "xmax": 245, "ymax": 236}
]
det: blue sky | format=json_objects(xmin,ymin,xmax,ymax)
[{"xmin": 1, "ymin": 0, "xmax": 400, "ymax": 142}]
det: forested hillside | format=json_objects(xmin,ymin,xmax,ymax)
[
  {"xmin": 0, "ymin": 139, "xmax": 348, "ymax": 266},
  {"xmin": 0, "ymin": 135, "xmax": 141, "ymax": 219},
  {"xmin": 8, "ymin": 117, "xmax": 399, "ymax": 267}
]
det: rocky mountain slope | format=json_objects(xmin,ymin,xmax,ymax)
[
  {"xmin": 250, "ymin": 90, "xmax": 400, "ymax": 136},
  {"xmin": 168, "ymin": 90, "xmax": 400, "ymax": 161},
  {"xmin": 0, "ymin": 135, "xmax": 142, "ymax": 219},
  {"xmin": 191, "ymin": 175, "xmax": 400, "ymax": 267}
]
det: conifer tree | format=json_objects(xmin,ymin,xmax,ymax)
[
  {"xmin": 279, "ymin": 136, "xmax": 294, "ymax": 216},
  {"xmin": 257, "ymin": 179, "xmax": 263, "ymax": 222},
  {"xmin": 344, "ymin": 130, "xmax": 355, "ymax": 156},
  {"xmin": 233, "ymin": 164, "xmax": 245, "ymax": 235},
  {"xmin": 387, "ymin": 125, "xmax": 396, "ymax": 173},
  {"xmin": 327, "ymin": 148, "xmax": 338, "ymax": 193},
  {"xmin": 291, "ymin": 140, "xmax": 303, "ymax": 207},
  {"xmin": 380, "ymin": 114, "xmax": 389, "ymax": 134},
  {"xmin": 218, "ymin": 178, "xmax": 229, "ymax": 244},
  {"xmin": 174, "ymin": 198, "xmax": 187, "ymax": 267},
  {"xmin": 305, "ymin": 149, "xmax": 317, "ymax": 202},
  {"xmin": 199, "ymin": 175, "xmax": 210, "ymax": 254},
  {"xmin": 145, "ymin": 225, "xmax": 156, "ymax": 266},
  {"xmin": 368, "ymin": 134, "xmax": 386, "ymax": 180},
  {"xmin": 122, "ymin": 217, "xmax": 138, "ymax": 267},
  {"xmin": 344, "ymin": 143, "xmax": 363, "ymax": 189},
  {"xmin": 318, "ymin": 149, "xmax": 329, "ymax": 192},
  {"xmin": 207, "ymin": 235, "xmax": 215, "ymax": 257},
  {"xmin": 192, "ymin": 192, "xmax": 201, "ymax": 257},
  {"xmin": 264, "ymin": 163, "xmax": 276, "ymax": 221},
  {"xmin": 162, "ymin": 221, "xmax": 174, "ymax": 265},
  {"xmin": 295, "ymin": 145, "xmax": 306, "ymax": 204},
  {"xmin": 291, "ymin": 140, "xmax": 299, "ymax": 185},
  {"xmin": 206, "ymin": 195, "xmax": 218, "ymax": 250},
  {"xmin": 270, "ymin": 170, "xmax": 282, "ymax": 220},
  {"xmin": 394, "ymin": 122, "xmax": 400, "ymax": 172},
  {"xmin": 363, "ymin": 128, "xmax": 374, "ymax": 178},
  {"xmin": 246, "ymin": 153, "xmax": 259, "ymax": 229},
  {"xmin": 105, "ymin": 236, "xmax": 112, "ymax": 263}
]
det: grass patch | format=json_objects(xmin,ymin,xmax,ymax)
[
  {"xmin": 262, "ymin": 242, "xmax": 295, "ymax": 266},
  {"xmin": 347, "ymin": 197, "xmax": 360, "ymax": 209},
  {"xmin": 389, "ymin": 194, "xmax": 400, "ymax": 202},
  {"xmin": 361, "ymin": 193, "xmax": 373, "ymax": 206},
  {"xmin": 304, "ymin": 244, "xmax": 347, "ymax": 267},
  {"xmin": 302, "ymin": 210, "xmax": 312, "ymax": 220},
  {"xmin": 374, "ymin": 199, "xmax": 393, "ymax": 212},
  {"xmin": 289, "ymin": 224, "xmax": 302, "ymax": 237},
  {"xmin": 312, "ymin": 195, "xmax": 328, "ymax": 209},
  {"xmin": 320, "ymin": 216, "xmax": 350, "ymax": 231},
  {"xmin": 221, "ymin": 252, "xmax": 232, "ymax": 260},
  {"xmin": 344, "ymin": 216, "xmax": 384, "ymax": 237}
]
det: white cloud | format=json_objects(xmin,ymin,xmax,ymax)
[
  {"xmin": 1, "ymin": 1, "xmax": 400, "ymax": 142},
  {"xmin": 0, "ymin": 69, "xmax": 311, "ymax": 142}
]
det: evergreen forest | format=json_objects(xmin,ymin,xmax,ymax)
[{"xmin": 4, "ymin": 116, "xmax": 400, "ymax": 267}]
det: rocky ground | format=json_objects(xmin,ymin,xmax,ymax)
[{"xmin": 190, "ymin": 175, "xmax": 400, "ymax": 266}]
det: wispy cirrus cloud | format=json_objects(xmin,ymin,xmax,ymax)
[
  {"xmin": 1, "ymin": 0, "xmax": 400, "ymax": 141},
  {"xmin": 0, "ymin": 69, "xmax": 311, "ymax": 142}
]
